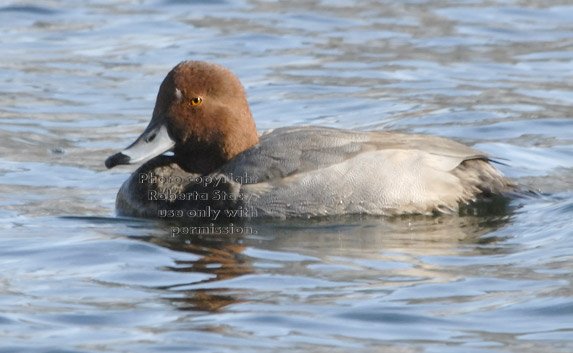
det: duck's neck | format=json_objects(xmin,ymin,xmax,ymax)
[
  {"xmin": 174, "ymin": 134, "xmax": 259, "ymax": 175},
  {"xmin": 173, "ymin": 143, "xmax": 226, "ymax": 175}
]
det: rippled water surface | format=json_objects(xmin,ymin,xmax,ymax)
[{"xmin": 1, "ymin": 0, "xmax": 572, "ymax": 352}]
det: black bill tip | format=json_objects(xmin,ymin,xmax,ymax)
[{"xmin": 105, "ymin": 152, "xmax": 131, "ymax": 169}]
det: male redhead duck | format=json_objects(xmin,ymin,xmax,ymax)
[{"xmin": 105, "ymin": 61, "xmax": 516, "ymax": 219}]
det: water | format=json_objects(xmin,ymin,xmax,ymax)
[{"xmin": 1, "ymin": 0, "xmax": 572, "ymax": 352}]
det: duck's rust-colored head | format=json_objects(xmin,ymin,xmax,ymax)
[{"xmin": 105, "ymin": 61, "xmax": 259, "ymax": 174}]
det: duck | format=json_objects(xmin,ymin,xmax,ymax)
[{"xmin": 105, "ymin": 61, "xmax": 517, "ymax": 219}]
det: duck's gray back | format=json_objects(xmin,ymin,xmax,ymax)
[{"xmin": 219, "ymin": 127, "xmax": 514, "ymax": 218}]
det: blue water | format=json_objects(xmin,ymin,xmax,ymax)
[{"xmin": 1, "ymin": 1, "xmax": 572, "ymax": 352}]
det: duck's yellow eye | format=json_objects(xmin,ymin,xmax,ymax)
[{"xmin": 190, "ymin": 97, "xmax": 203, "ymax": 106}]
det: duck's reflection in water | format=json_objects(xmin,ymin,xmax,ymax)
[{"xmin": 140, "ymin": 198, "xmax": 515, "ymax": 313}]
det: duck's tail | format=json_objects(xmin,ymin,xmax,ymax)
[{"xmin": 452, "ymin": 159, "xmax": 518, "ymax": 198}]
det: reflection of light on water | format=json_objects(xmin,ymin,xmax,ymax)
[{"xmin": 1, "ymin": 0, "xmax": 572, "ymax": 351}]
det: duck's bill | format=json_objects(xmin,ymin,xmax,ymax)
[{"xmin": 105, "ymin": 122, "xmax": 175, "ymax": 169}]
